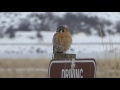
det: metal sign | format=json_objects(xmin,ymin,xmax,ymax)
[{"xmin": 48, "ymin": 58, "xmax": 96, "ymax": 78}]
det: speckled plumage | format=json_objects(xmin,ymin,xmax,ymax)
[{"xmin": 53, "ymin": 26, "xmax": 72, "ymax": 53}]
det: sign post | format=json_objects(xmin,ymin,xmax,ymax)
[{"xmin": 48, "ymin": 57, "xmax": 96, "ymax": 78}]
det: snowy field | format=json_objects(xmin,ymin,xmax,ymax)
[
  {"xmin": 0, "ymin": 31, "xmax": 120, "ymax": 60},
  {"xmin": 0, "ymin": 12, "xmax": 120, "ymax": 60}
]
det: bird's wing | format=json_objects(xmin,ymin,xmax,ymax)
[
  {"xmin": 52, "ymin": 33, "xmax": 57, "ymax": 45},
  {"xmin": 53, "ymin": 33, "xmax": 58, "ymax": 52},
  {"xmin": 53, "ymin": 33, "xmax": 62, "ymax": 51}
]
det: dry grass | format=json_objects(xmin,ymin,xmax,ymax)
[
  {"xmin": 96, "ymin": 24, "xmax": 120, "ymax": 78},
  {"xmin": 96, "ymin": 59, "xmax": 120, "ymax": 78},
  {"xmin": 0, "ymin": 58, "xmax": 50, "ymax": 78},
  {"xmin": 0, "ymin": 58, "xmax": 120, "ymax": 78},
  {"xmin": 0, "ymin": 58, "xmax": 49, "ymax": 68}
]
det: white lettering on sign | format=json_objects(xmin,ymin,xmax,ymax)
[{"xmin": 61, "ymin": 69, "xmax": 83, "ymax": 78}]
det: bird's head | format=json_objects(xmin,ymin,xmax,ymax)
[{"xmin": 56, "ymin": 26, "xmax": 68, "ymax": 33}]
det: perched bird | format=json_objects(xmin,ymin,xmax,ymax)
[{"xmin": 53, "ymin": 26, "xmax": 72, "ymax": 53}]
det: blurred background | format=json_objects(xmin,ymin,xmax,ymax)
[{"xmin": 0, "ymin": 12, "xmax": 120, "ymax": 78}]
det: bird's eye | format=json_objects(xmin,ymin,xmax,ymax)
[{"xmin": 59, "ymin": 29, "xmax": 64, "ymax": 33}]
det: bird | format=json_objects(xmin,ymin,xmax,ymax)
[{"xmin": 53, "ymin": 25, "xmax": 72, "ymax": 54}]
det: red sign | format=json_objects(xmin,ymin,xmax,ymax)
[{"xmin": 48, "ymin": 58, "xmax": 96, "ymax": 78}]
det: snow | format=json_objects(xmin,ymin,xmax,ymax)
[
  {"xmin": 72, "ymin": 32, "xmax": 120, "ymax": 43},
  {"xmin": 52, "ymin": 12, "xmax": 67, "ymax": 18},
  {"xmin": 81, "ymin": 12, "xmax": 120, "ymax": 23},
  {"xmin": 52, "ymin": 12, "xmax": 120, "ymax": 24},
  {"xmin": 16, "ymin": 31, "xmax": 37, "ymax": 38},
  {"xmin": 40, "ymin": 31, "xmax": 54, "ymax": 43},
  {"xmin": 0, "ymin": 12, "xmax": 120, "ymax": 59},
  {"xmin": 0, "ymin": 31, "xmax": 120, "ymax": 59}
]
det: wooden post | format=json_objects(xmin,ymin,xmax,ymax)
[{"xmin": 53, "ymin": 53, "xmax": 76, "ymax": 60}]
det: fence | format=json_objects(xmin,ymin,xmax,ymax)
[
  {"xmin": 0, "ymin": 42, "xmax": 119, "ymax": 45},
  {"xmin": 0, "ymin": 42, "xmax": 119, "ymax": 59}
]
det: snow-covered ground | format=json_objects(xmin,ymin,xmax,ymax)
[
  {"xmin": 81, "ymin": 12, "xmax": 120, "ymax": 23},
  {"xmin": 0, "ymin": 12, "xmax": 120, "ymax": 60},
  {"xmin": 0, "ymin": 31, "xmax": 120, "ymax": 60}
]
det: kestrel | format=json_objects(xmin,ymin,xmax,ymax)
[{"xmin": 53, "ymin": 26, "xmax": 72, "ymax": 53}]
